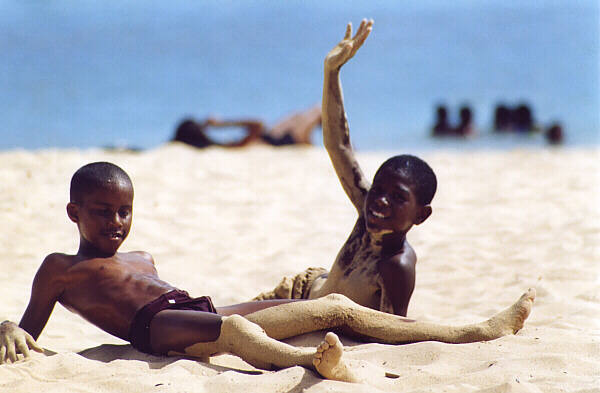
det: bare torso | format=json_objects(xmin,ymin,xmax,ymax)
[
  {"xmin": 48, "ymin": 251, "xmax": 177, "ymax": 340},
  {"xmin": 309, "ymin": 216, "xmax": 413, "ymax": 314}
]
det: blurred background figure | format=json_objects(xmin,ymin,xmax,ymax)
[
  {"xmin": 493, "ymin": 104, "xmax": 512, "ymax": 132},
  {"xmin": 545, "ymin": 122, "xmax": 564, "ymax": 145},
  {"xmin": 492, "ymin": 102, "xmax": 537, "ymax": 133},
  {"xmin": 431, "ymin": 105, "xmax": 452, "ymax": 137},
  {"xmin": 172, "ymin": 105, "xmax": 321, "ymax": 149},
  {"xmin": 513, "ymin": 103, "xmax": 535, "ymax": 133},
  {"xmin": 454, "ymin": 105, "xmax": 477, "ymax": 137}
]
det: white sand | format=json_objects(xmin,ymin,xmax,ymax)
[{"xmin": 1, "ymin": 144, "xmax": 598, "ymax": 392}]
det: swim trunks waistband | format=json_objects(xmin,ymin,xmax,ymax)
[{"xmin": 128, "ymin": 289, "xmax": 217, "ymax": 354}]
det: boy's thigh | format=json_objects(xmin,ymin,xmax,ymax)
[{"xmin": 150, "ymin": 309, "xmax": 223, "ymax": 354}]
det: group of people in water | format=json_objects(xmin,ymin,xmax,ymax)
[
  {"xmin": 1, "ymin": 20, "xmax": 536, "ymax": 384},
  {"xmin": 431, "ymin": 102, "xmax": 564, "ymax": 144},
  {"xmin": 431, "ymin": 105, "xmax": 476, "ymax": 137}
]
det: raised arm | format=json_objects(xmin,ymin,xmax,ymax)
[{"xmin": 322, "ymin": 19, "xmax": 373, "ymax": 213}]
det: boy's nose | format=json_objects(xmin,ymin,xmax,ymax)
[{"xmin": 108, "ymin": 213, "xmax": 123, "ymax": 227}]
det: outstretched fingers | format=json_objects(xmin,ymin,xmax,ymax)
[
  {"xmin": 325, "ymin": 19, "xmax": 374, "ymax": 70},
  {"xmin": 350, "ymin": 19, "xmax": 373, "ymax": 57},
  {"xmin": 344, "ymin": 22, "xmax": 352, "ymax": 40}
]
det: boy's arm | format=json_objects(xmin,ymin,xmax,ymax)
[
  {"xmin": 1, "ymin": 254, "xmax": 65, "ymax": 363},
  {"xmin": 322, "ymin": 20, "xmax": 373, "ymax": 213},
  {"xmin": 19, "ymin": 255, "xmax": 66, "ymax": 340},
  {"xmin": 377, "ymin": 250, "xmax": 416, "ymax": 317}
]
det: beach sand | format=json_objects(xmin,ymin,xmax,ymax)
[{"xmin": 1, "ymin": 144, "xmax": 598, "ymax": 392}]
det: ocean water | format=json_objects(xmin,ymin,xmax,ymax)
[{"xmin": 1, "ymin": 0, "xmax": 598, "ymax": 151}]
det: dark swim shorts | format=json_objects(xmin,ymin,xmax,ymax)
[
  {"xmin": 261, "ymin": 131, "xmax": 295, "ymax": 146},
  {"xmin": 128, "ymin": 289, "xmax": 217, "ymax": 354}
]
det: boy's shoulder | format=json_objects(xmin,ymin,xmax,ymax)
[
  {"xmin": 41, "ymin": 252, "xmax": 76, "ymax": 269},
  {"xmin": 34, "ymin": 253, "xmax": 78, "ymax": 283}
]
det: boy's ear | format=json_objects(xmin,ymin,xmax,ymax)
[
  {"xmin": 66, "ymin": 202, "xmax": 79, "ymax": 223},
  {"xmin": 415, "ymin": 205, "xmax": 432, "ymax": 225}
]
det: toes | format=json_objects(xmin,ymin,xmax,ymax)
[{"xmin": 324, "ymin": 332, "xmax": 338, "ymax": 346}]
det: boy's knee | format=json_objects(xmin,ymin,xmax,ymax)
[
  {"xmin": 323, "ymin": 293, "xmax": 354, "ymax": 306},
  {"xmin": 221, "ymin": 314, "xmax": 265, "ymax": 337}
]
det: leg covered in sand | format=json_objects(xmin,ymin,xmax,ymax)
[
  {"xmin": 169, "ymin": 288, "xmax": 533, "ymax": 383},
  {"xmin": 180, "ymin": 314, "xmax": 359, "ymax": 382},
  {"xmin": 245, "ymin": 289, "xmax": 536, "ymax": 344}
]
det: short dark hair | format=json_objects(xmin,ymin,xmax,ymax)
[
  {"xmin": 70, "ymin": 162, "xmax": 133, "ymax": 203},
  {"xmin": 374, "ymin": 155, "xmax": 437, "ymax": 205}
]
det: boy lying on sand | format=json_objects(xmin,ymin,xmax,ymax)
[
  {"xmin": 1, "ymin": 23, "xmax": 535, "ymax": 384},
  {"xmin": 255, "ymin": 20, "xmax": 434, "ymax": 317},
  {"xmin": 0, "ymin": 160, "xmax": 534, "ymax": 382},
  {"xmin": 173, "ymin": 105, "xmax": 322, "ymax": 148}
]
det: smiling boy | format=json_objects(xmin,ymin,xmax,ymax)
[
  {"xmin": 1, "ymin": 159, "xmax": 535, "ymax": 382},
  {"xmin": 2, "ymin": 21, "xmax": 536, "ymax": 384},
  {"xmin": 254, "ymin": 20, "xmax": 436, "ymax": 317}
]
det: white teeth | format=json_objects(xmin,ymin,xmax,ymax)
[{"xmin": 371, "ymin": 211, "xmax": 386, "ymax": 218}]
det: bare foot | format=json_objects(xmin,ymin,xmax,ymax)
[
  {"xmin": 486, "ymin": 288, "xmax": 536, "ymax": 337},
  {"xmin": 312, "ymin": 332, "xmax": 359, "ymax": 383}
]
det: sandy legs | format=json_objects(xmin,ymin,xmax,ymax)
[
  {"xmin": 180, "ymin": 314, "xmax": 357, "ymax": 382},
  {"xmin": 179, "ymin": 289, "xmax": 534, "ymax": 382},
  {"xmin": 244, "ymin": 289, "xmax": 535, "ymax": 344}
]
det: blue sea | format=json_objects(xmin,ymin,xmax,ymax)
[{"xmin": 1, "ymin": 1, "xmax": 598, "ymax": 151}]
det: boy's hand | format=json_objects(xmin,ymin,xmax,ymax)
[
  {"xmin": 324, "ymin": 19, "xmax": 373, "ymax": 71},
  {"xmin": 0, "ymin": 320, "xmax": 44, "ymax": 364}
]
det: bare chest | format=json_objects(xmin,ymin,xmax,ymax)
[{"xmin": 319, "ymin": 218, "xmax": 384, "ymax": 309}]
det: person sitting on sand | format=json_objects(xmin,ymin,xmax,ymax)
[
  {"xmin": 0, "ymin": 158, "xmax": 535, "ymax": 382},
  {"xmin": 255, "ymin": 20, "xmax": 437, "ymax": 317},
  {"xmin": 1, "ymin": 23, "xmax": 535, "ymax": 383},
  {"xmin": 172, "ymin": 105, "xmax": 322, "ymax": 148}
]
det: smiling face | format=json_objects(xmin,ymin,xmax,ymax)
[
  {"xmin": 67, "ymin": 181, "xmax": 133, "ymax": 257},
  {"xmin": 363, "ymin": 168, "xmax": 429, "ymax": 235}
]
